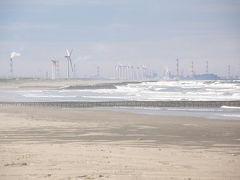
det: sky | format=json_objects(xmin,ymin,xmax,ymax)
[{"xmin": 0, "ymin": 0, "xmax": 240, "ymax": 78}]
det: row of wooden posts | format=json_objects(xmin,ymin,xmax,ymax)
[{"xmin": 0, "ymin": 101, "xmax": 240, "ymax": 108}]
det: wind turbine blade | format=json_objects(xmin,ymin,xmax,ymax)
[
  {"xmin": 10, "ymin": 52, "xmax": 21, "ymax": 59},
  {"xmin": 66, "ymin": 49, "xmax": 70, "ymax": 56},
  {"xmin": 10, "ymin": 52, "xmax": 15, "ymax": 58},
  {"xmin": 70, "ymin": 49, "xmax": 73, "ymax": 57}
]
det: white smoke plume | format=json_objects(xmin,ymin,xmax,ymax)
[{"xmin": 10, "ymin": 52, "xmax": 21, "ymax": 59}]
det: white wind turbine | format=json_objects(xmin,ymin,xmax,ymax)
[
  {"xmin": 51, "ymin": 58, "xmax": 57, "ymax": 80},
  {"xmin": 9, "ymin": 51, "xmax": 21, "ymax": 78},
  {"xmin": 119, "ymin": 64, "xmax": 123, "ymax": 79},
  {"xmin": 131, "ymin": 65, "xmax": 134, "ymax": 80},
  {"xmin": 115, "ymin": 65, "xmax": 118, "ymax": 79},
  {"xmin": 64, "ymin": 49, "xmax": 73, "ymax": 79}
]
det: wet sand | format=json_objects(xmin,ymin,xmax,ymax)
[{"xmin": 0, "ymin": 105, "xmax": 240, "ymax": 180}]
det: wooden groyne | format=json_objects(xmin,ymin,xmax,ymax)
[{"xmin": 0, "ymin": 101, "xmax": 240, "ymax": 108}]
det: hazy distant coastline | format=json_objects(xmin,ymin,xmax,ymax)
[
  {"xmin": 0, "ymin": 78, "xmax": 140, "ymax": 90},
  {"xmin": 63, "ymin": 81, "xmax": 143, "ymax": 90}
]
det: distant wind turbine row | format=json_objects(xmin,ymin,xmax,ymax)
[
  {"xmin": 7, "ymin": 49, "xmax": 74, "ymax": 79},
  {"xmin": 51, "ymin": 49, "xmax": 74, "ymax": 79},
  {"xmin": 5, "ymin": 50, "xmax": 238, "ymax": 80},
  {"xmin": 115, "ymin": 64, "xmax": 154, "ymax": 80},
  {"xmin": 50, "ymin": 49, "xmax": 74, "ymax": 79}
]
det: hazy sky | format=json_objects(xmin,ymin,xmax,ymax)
[{"xmin": 0, "ymin": 0, "xmax": 240, "ymax": 78}]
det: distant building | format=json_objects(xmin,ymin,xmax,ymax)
[{"xmin": 192, "ymin": 73, "xmax": 220, "ymax": 80}]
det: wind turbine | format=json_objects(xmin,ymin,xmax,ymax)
[
  {"xmin": 131, "ymin": 65, "xmax": 134, "ymax": 80},
  {"xmin": 119, "ymin": 64, "xmax": 123, "ymax": 79},
  {"xmin": 51, "ymin": 58, "xmax": 57, "ymax": 80},
  {"xmin": 115, "ymin": 65, "xmax": 119, "ymax": 79},
  {"xmin": 65, "ymin": 49, "xmax": 73, "ymax": 79},
  {"xmin": 9, "ymin": 51, "xmax": 21, "ymax": 78},
  {"xmin": 142, "ymin": 65, "xmax": 146, "ymax": 80}
]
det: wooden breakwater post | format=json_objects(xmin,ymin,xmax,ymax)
[{"xmin": 0, "ymin": 101, "xmax": 240, "ymax": 108}]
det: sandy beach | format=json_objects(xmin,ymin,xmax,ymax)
[{"xmin": 0, "ymin": 105, "xmax": 240, "ymax": 180}]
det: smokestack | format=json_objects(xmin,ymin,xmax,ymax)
[
  {"xmin": 10, "ymin": 58, "xmax": 13, "ymax": 77},
  {"xmin": 228, "ymin": 65, "xmax": 231, "ymax": 79},
  {"xmin": 191, "ymin": 61, "xmax": 194, "ymax": 77},
  {"xmin": 176, "ymin": 58, "xmax": 179, "ymax": 77},
  {"xmin": 206, "ymin": 61, "xmax": 208, "ymax": 74},
  {"xmin": 97, "ymin": 66, "xmax": 100, "ymax": 78}
]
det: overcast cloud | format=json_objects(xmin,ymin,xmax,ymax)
[{"xmin": 0, "ymin": 0, "xmax": 240, "ymax": 78}]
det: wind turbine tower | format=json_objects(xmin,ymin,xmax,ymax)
[
  {"xmin": 115, "ymin": 65, "xmax": 119, "ymax": 79},
  {"xmin": 97, "ymin": 66, "xmax": 100, "ymax": 78},
  {"xmin": 9, "ymin": 52, "xmax": 21, "ymax": 78},
  {"xmin": 122, "ymin": 65, "xmax": 127, "ymax": 80},
  {"xmin": 119, "ymin": 65, "xmax": 123, "ymax": 79},
  {"xmin": 136, "ymin": 66, "xmax": 141, "ymax": 80},
  {"xmin": 73, "ymin": 64, "xmax": 76, "ymax": 78},
  {"xmin": 51, "ymin": 59, "xmax": 57, "ymax": 80},
  {"xmin": 56, "ymin": 60, "xmax": 60, "ymax": 78},
  {"xmin": 131, "ymin": 65, "xmax": 134, "ymax": 80},
  {"xmin": 64, "ymin": 49, "xmax": 73, "ymax": 79},
  {"xmin": 206, "ymin": 61, "xmax": 208, "ymax": 74},
  {"xmin": 142, "ymin": 65, "xmax": 146, "ymax": 80},
  {"xmin": 126, "ymin": 65, "xmax": 130, "ymax": 80}
]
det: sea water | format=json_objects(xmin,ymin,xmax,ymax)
[
  {"xmin": 0, "ymin": 80, "xmax": 239, "ymax": 120},
  {"xmin": 0, "ymin": 80, "xmax": 239, "ymax": 102}
]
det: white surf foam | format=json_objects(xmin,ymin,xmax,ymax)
[{"xmin": 221, "ymin": 106, "xmax": 240, "ymax": 109}]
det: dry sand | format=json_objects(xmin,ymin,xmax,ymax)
[{"xmin": 0, "ymin": 105, "xmax": 240, "ymax": 180}]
